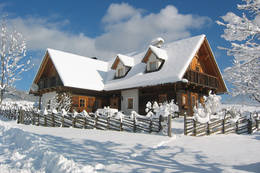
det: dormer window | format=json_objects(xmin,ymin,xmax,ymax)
[
  {"xmin": 111, "ymin": 54, "xmax": 134, "ymax": 79},
  {"xmin": 142, "ymin": 45, "xmax": 168, "ymax": 73}
]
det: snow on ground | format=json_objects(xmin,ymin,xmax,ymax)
[{"xmin": 0, "ymin": 116, "xmax": 260, "ymax": 173}]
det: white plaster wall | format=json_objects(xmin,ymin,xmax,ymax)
[
  {"xmin": 146, "ymin": 53, "xmax": 162, "ymax": 71},
  {"xmin": 115, "ymin": 61, "xmax": 125, "ymax": 77},
  {"xmin": 41, "ymin": 91, "xmax": 56, "ymax": 110},
  {"xmin": 121, "ymin": 89, "xmax": 139, "ymax": 115}
]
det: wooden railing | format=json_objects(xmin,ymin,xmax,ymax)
[
  {"xmin": 0, "ymin": 108, "xmax": 164, "ymax": 134},
  {"xmin": 184, "ymin": 70, "xmax": 218, "ymax": 88},
  {"xmin": 184, "ymin": 112, "xmax": 260, "ymax": 136}
]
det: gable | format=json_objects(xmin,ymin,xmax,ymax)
[
  {"xmin": 33, "ymin": 52, "xmax": 60, "ymax": 85},
  {"xmin": 185, "ymin": 38, "xmax": 227, "ymax": 93},
  {"xmin": 111, "ymin": 54, "xmax": 134, "ymax": 70}
]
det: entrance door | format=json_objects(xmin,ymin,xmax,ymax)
[{"xmin": 110, "ymin": 97, "xmax": 119, "ymax": 109}]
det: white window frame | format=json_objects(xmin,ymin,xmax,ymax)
[
  {"xmin": 117, "ymin": 67, "xmax": 125, "ymax": 77},
  {"xmin": 149, "ymin": 61, "xmax": 157, "ymax": 71}
]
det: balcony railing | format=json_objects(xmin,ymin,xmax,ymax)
[
  {"xmin": 38, "ymin": 76, "xmax": 63, "ymax": 90},
  {"xmin": 183, "ymin": 70, "xmax": 218, "ymax": 88}
]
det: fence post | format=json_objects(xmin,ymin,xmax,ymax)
[
  {"xmin": 248, "ymin": 119, "xmax": 252, "ymax": 134},
  {"xmin": 107, "ymin": 117, "xmax": 110, "ymax": 130},
  {"xmin": 168, "ymin": 114, "xmax": 172, "ymax": 137},
  {"xmin": 133, "ymin": 115, "xmax": 136, "ymax": 133},
  {"xmin": 149, "ymin": 118, "xmax": 153, "ymax": 133},
  {"xmin": 37, "ymin": 113, "xmax": 40, "ymax": 126},
  {"xmin": 21, "ymin": 110, "xmax": 24, "ymax": 124},
  {"xmin": 207, "ymin": 122, "xmax": 210, "ymax": 135},
  {"xmin": 32, "ymin": 112, "xmax": 35, "ymax": 125},
  {"xmin": 184, "ymin": 113, "xmax": 187, "ymax": 135},
  {"xmin": 193, "ymin": 119, "xmax": 197, "ymax": 136},
  {"xmin": 159, "ymin": 115, "xmax": 162, "ymax": 132},
  {"xmin": 73, "ymin": 117, "xmax": 76, "ymax": 128},
  {"xmin": 61, "ymin": 115, "xmax": 64, "ymax": 127},
  {"xmin": 120, "ymin": 119, "xmax": 123, "ymax": 131},
  {"xmin": 95, "ymin": 116, "xmax": 98, "ymax": 128},
  {"xmin": 44, "ymin": 114, "xmax": 47, "ymax": 127},
  {"xmin": 17, "ymin": 109, "xmax": 21, "ymax": 124},
  {"xmin": 52, "ymin": 113, "xmax": 55, "ymax": 127},
  {"xmin": 84, "ymin": 117, "xmax": 87, "ymax": 129},
  {"xmin": 256, "ymin": 113, "xmax": 259, "ymax": 130},
  {"xmin": 222, "ymin": 119, "xmax": 225, "ymax": 134},
  {"xmin": 235, "ymin": 121, "xmax": 239, "ymax": 134}
]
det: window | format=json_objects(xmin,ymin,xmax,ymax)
[
  {"xmin": 79, "ymin": 99, "xmax": 85, "ymax": 107},
  {"xmin": 117, "ymin": 68, "xmax": 124, "ymax": 77},
  {"xmin": 182, "ymin": 94, "xmax": 188, "ymax": 106},
  {"xmin": 149, "ymin": 61, "xmax": 157, "ymax": 71},
  {"xmin": 159, "ymin": 94, "xmax": 167, "ymax": 103},
  {"xmin": 191, "ymin": 95, "xmax": 196, "ymax": 108},
  {"xmin": 127, "ymin": 98, "xmax": 133, "ymax": 109},
  {"xmin": 196, "ymin": 66, "xmax": 200, "ymax": 72}
]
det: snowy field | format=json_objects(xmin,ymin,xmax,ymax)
[{"xmin": 0, "ymin": 116, "xmax": 260, "ymax": 173}]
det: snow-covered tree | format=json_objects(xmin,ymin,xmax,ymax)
[
  {"xmin": 51, "ymin": 92, "xmax": 72, "ymax": 112},
  {"xmin": 0, "ymin": 17, "xmax": 32, "ymax": 103},
  {"xmin": 193, "ymin": 91, "xmax": 225, "ymax": 123},
  {"xmin": 217, "ymin": 0, "xmax": 260, "ymax": 103}
]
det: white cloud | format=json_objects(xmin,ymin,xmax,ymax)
[
  {"xmin": 9, "ymin": 17, "xmax": 115, "ymax": 60},
  {"xmin": 96, "ymin": 4, "xmax": 211, "ymax": 53},
  {"xmin": 6, "ymin": 3, "xmax": 211, "ymax": 61},
  {"xmin": 102, "ymin": 3, "xmax": 141, "ymax": 24}
]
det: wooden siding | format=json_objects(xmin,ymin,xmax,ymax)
[{"xmin": 71, "ymin": 95, "xmax": 102, "ymax": 113}]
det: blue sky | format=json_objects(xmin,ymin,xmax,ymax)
[{"xmin": 0, "ymin": 0, "xmax": 240, "ymax": 94}]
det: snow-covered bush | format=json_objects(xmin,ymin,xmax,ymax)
[
  {"xmin": 193, "ymin": 91, "xmax": 225, "ymax": 123},
  {"xmin": 145, "ymin": 100, "xmax": 179, "ymax": 118}
]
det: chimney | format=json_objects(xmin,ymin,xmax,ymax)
[{"xmin": 150, "ymin": 37, "xmax": 164, "ymax": 48}]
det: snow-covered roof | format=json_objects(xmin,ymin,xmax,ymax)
[
  {"xmin": 116, "ymin": 54, "xmax": 134, "ymax": 67},
  {"xmin": 46, "ymin": 49, "xmax": 109, "ymax": 91},
  {"xmin": 104, "ymin": 34, "xmax": 205, "ymax": 90},
  {"xmin": 34, "ymin": 34, "xmax": 226, "ymax": 92}
]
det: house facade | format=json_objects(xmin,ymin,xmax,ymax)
[{"xmin": 30, "ymin": 35, "xmax": 227, "ymax": 115}]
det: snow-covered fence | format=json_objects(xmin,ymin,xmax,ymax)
[
  {"xmin": 0, "ymin": 107, "xmax": 164, "ymax": 135},
  {"xmin": 184, "ymin": 111, "xmax": 260, "ymax": 136}
]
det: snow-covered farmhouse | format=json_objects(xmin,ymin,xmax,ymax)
[{"xmin": 30, "ymin": 35, "xmax": 227, "ymax": 115}]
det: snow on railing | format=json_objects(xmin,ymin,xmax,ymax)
[{"xmin": 0, "ymin": 105, "xmax": 167, "ymax": 136}]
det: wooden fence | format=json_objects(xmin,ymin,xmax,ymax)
[
  {"xmin": 184, "ymin": 112, "xmax": 260, "ymax": 136},
  {"xmin": 0, "ymin": 108, "xmax": 165, "ymax": 134}
]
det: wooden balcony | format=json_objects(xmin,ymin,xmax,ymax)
[
  {"xmin": 38, "ymin": 76, "xmax": 63, "ymax": 90},
  {"xmin": 183, "ymin": 70, "xmax": 218, "ymax": 89}
]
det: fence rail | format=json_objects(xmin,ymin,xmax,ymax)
[
  {"xmin": 0, "ymin": 108, "xmax": 164, "ymax": 134},
  {"xmin": 184, "ymin": 112, "xmax": 260, "ymax": 136}
]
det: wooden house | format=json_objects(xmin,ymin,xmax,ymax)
[{"xmin": 30, "ymin": 34, "xmax": 227, "ymax": 115}]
